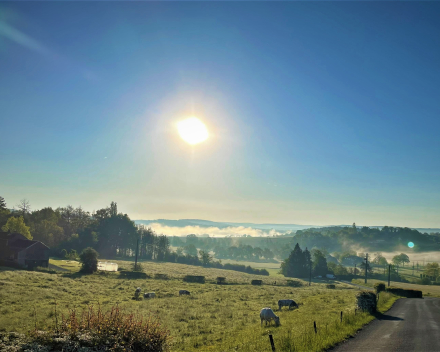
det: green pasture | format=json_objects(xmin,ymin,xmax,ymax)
[{"xmin": 0, "ymin": 260, "xmax": 397, "ymax": 351}]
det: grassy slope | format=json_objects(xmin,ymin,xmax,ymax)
[{"xmin": 0, "ymin": 260, "xmax": 397, "ymax": 352}]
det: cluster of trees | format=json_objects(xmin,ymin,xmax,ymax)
[
  {"xmin": 280, "ymin": 244, "xmax": 328, "ymax": 278},
  {"xmin": 0, "ymin": 196, "xmax": 270, "ymax": 276}
]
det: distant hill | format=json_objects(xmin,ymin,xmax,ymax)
[{"xmin": 134, "ymin": 219, "xmax": 440, "ymax": 236}]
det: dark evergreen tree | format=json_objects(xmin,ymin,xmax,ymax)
[
  {"xmin": 311, "ymin": 249, "xmax": 328, "ymax": 276},
  {"xmin": 281, "ymin": 243, "xmax": 307, "ymax": 278}
]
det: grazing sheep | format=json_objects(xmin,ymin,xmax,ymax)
[
  {"xmin": 144, "ymin": 292, "xmax": 156, "ymax": 299},
  {"xmin": 260, "ymin": 308, "xmax": 280, "ymax": 326},
  {"xmin": 179, "ymin": 290, "xmax": 190, "ymax": 296},
  {"xmin": 278, "ymin": 299, "xmax": 299, "ymax": 311}
]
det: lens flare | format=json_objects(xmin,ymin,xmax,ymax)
[{"xmin": 408, "ymin": 242, "xmax": 415, "ymax": 248}]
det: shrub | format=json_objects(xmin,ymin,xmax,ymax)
[
  {"xmin": 251, "ymin": 280, "xmax": 262, "ymax": 285},
  {"xmin": 374, "ymin": 282, "xmax": 386, "ymax": 294},
  {"xmin": 27, "ymin": 305, "xmax": 170, "ymax": 352},
  {"xmin": 356, "ymin": 291, "xmax": 377, "ymax": 313},
  {"xmin": 326, "ymin": 284, "xmax": 336, "ymax": 289},
  {"xmin": 287, "ymin": 280, "xmax": 303, "ymax": 287},
  {"xmin": 155, "ymin": 273, "xmax": 168, "ymax": 280},
  {"xmin": 79, "ymin": 247, "xmax": 98, "ymax": 274},
  {"xmin": 216, "ymin": 277, "xmax": 226, "ymax": 284},
  {"xmin": 183, "ymin": 275, "xmax": 205, "ymax": 283}
]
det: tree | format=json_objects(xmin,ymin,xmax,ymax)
[
  {"xmin": 359, "ymin": 261, "xmax": 373, "ymax": 273},
  {"xmin": 79, "ymin": 247, "xmax": 99, "ymax": 273},
  {"xmin": 311, "ymin": 249, "xmax": 328, "ymax": 276},
  {"xmin": 16, "ymin": 199, "xmax": 31, "ymax": 216},
  {"xmin": 398, "ymin": 253, "xmax": 410, "ymax": 267},
  {"xmin": 0, "ymin": 196, "xmax": 6, "ymax": 210},
  {"xmin": 199, "ymin": 250, "xmax": 212, "ymax": 266},
  {"xmin": 424, "ymin": 263, "xmax": 439, "ymax": 278},
  {"xmin": 280, "ymin": 243, "xmax": 307, "ymax": 278},
  {"xmin": 2, "ymin": 216, "xmax": 32, "ymax": 239},
  {"xmin": 184, "ymin": 244, "xmax": 198, "ymax": 257},
  {"xmin": 372, "ymin": 253, "xmax": 388, "ymax": 266}
]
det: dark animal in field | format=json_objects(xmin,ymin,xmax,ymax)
[
  {"xmin": 278, "ymin": 299, "xmax": 299, "ymax": 311},
  {"xmin": 144, "ymin": 292, "xmax": 156, "ymax": 298},
  {"xmin": 179, "ymin": 290, "xmax": 190, "ymax": 296}
]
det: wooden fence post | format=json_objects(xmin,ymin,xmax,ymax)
[
  {"xmin": 268, "ymin": 334, "xmax": 276, "ymax": 351},
  {"xmin": 314, "ymin": 321, "xmax": 317, "ymax": 334},
  {"xmin": 340, "ymin": 311, "xmax": 343, "ymax": 323}
]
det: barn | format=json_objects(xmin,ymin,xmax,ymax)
[{"xmin": 0, "ymin": 232, "xmax": 50, "ymax": 269}]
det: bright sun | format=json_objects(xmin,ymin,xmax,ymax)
[{"xmin": 177, "ymin": 117, "xmax": 209, "ymax": 145}]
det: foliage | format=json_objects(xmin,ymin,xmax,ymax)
[
  {"xmin": 420, "ymin": 277, "xmax": 432, "ymax": 285},
  {"xmin": 326, "ymin": 284, "xmax": 335, "ymax": 289},
  {"xmin": 392, "ymin": 253, "xmax": 410, "ymax": 266},
  {"xmin": 131, "ymin": 262, "xmax": 145, "ymax": 272},
  {"xmin": 372, "ymin": 253, "xmax": 388, "ymax": 266},
  {"xmin": 79, "ymin": 247, "xmax": 99, "ymax": 273},
  {"xmin": 251, "ymin": 279, "xmax": 262, "ymax": 285},
  {"xmin": 374, "ymin": 282, "xmax": 386, "ymax": 294},
  {"xmin": 280, "ymin": 243, "xmax": 311, "ymax": 278},
  {"xmin": 328, "ymin": 262, "xmax": 349, "ymax": 276},
  {"xmin": 356, "ymin": 291, "xmax": 377, "ymax": 312},
  {"xmin": 1, "ymin": 216, "xmax": 32, "ymax": 239},
  {"xmin": 199, "ymin": 250, "xmax": 212, "ymax": 266},
  {"xmin": 286, "ymin": 280, "xmax": 303, "ymax": 287},
  {"xmin": 0, "ymin": 196, "xmax": 7, "ymax": 210},
  {"xmin": 385, "ymin": 287, "xmax": 423, "ymax": 298},
  {"xmin": 216, "ymin": 276, "xmax": 226, "ymax": 284},
  {"xmin": 311, "ymin": 249, "xmax": 328, "ymax": 276},
  {"xmin": 424, "ymin": 262, "xmax": 439, "ymax": 278}
]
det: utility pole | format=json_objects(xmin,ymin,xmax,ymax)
[
  {"xmin": 388, "ymin": 264, "xmax": 391, "ymax": 287},
  {"xmin": 309, "ymin": 258, "xmax": 312, "ymax": 286},
  {"xmin": 364, "ymin": 253, "xmax": 368, "ymax": 284},
  {"xmin": 134, "ymin": 238, "xmax": 139, "ymax": 271}
]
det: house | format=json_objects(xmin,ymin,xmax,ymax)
[{"xmin": 0, "ymin": 232, "xmax": 50, "ymax": 269}]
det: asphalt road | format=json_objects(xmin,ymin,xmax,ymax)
[{"xmin": 331, "ymin": 297, "xmax": 440, "ymax": 352}]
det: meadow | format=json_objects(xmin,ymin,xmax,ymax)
[{"xmin": 0, "ymin": 260, "xmax": 397, "ymax": 352}]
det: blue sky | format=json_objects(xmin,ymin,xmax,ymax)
[{"xmin": 1, "ymin": 2, "xmax": 440, "ymax": 227}]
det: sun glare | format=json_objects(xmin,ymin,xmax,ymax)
[{"xmin": 177, "ymin": 117, "xmax": 209, "ymax": 145}]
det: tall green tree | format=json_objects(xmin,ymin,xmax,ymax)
[
  {"xmin": 79, "ymin": 247, "xmax": 99, "ymax": 273},
  {"xmin": 2, "ymin": 216, "xmax": 32, "ymax": 239},
  {"xmin": 199, "ymin": 250, "xmax": 212, "ymax": 266},
  {"xmin": 280, "ymin": 243, "xmax": 307, "ymax": 278},
  {"xmin": 311, "ymin": 249, "xmax": 328, "ymax": 276}
]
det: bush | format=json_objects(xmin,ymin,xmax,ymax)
[
  {"xmin": 287, "ymin": 280, "xmax": 303, "ymax": 287},
  {"xmin": 79, "ymin": 247, "xmax": 98, "ymax": 274},
  {"xmin": 216, "ymin": 277, "xmax": 226, "ymax": 284},
  {"xmin": 251, "ymin": 280, "xmax": 262, "ymax": 285},
  {"xmin": 155, "ymin": 273, "xmax": 168, "ymax": 280},
  {"xmin": 326, "ymin": 284, "xmax": 336, "ymax": 289},
  {"xmin": 356, "ymin": 291, "xmax": 377, "ymax": 312},
  {"xmin": 374, "ymin": 282, "xmax": 386, "ymax": 294},
  {"xmin": 26, "ymin": 305, "xmax": 170, "ymax": 351},
  {"xmin": 183, "ymin": 275, "xmax": 205, "ymax": 283}
]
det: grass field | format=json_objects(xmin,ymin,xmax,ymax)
[
  {"xmin": 353, "ymin": 278, "xmax": 440, "ymax": 298},
  {"xmin": 0, "ymin": 260, "xmax": 398, "ymax": 351}
]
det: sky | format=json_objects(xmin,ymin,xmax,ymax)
[{"xmin": 1, "ymin": 2, "xmax": 440, "ymax": 228}]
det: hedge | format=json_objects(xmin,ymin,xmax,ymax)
[
  {"xmin": 385, "ymin": 287, "xmax": 422, "ymax": 298},
  {"xmin": 119, "ymin": 271, "xmax": 148, "ymax": 279},
  {"xmin": 251, "ymin": 280, "xmax": 263, "ymax": 285}
]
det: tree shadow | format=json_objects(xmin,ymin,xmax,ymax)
[{"xmin": 374, "ymin": 312, "xmax": 404, "ymax": 321}]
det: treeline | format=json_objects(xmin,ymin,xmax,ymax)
[
  {"xmin": 293, "ymin": 224, "xmax": 440, "ymax": 253},
  {"xmin": 0, "ymin": 197, "xmax": 268, "ymax": 275}
]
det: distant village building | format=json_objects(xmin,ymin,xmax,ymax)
[{"xmin": 0, "ymin": 232, "xmax": 50, "ymax": 269}]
